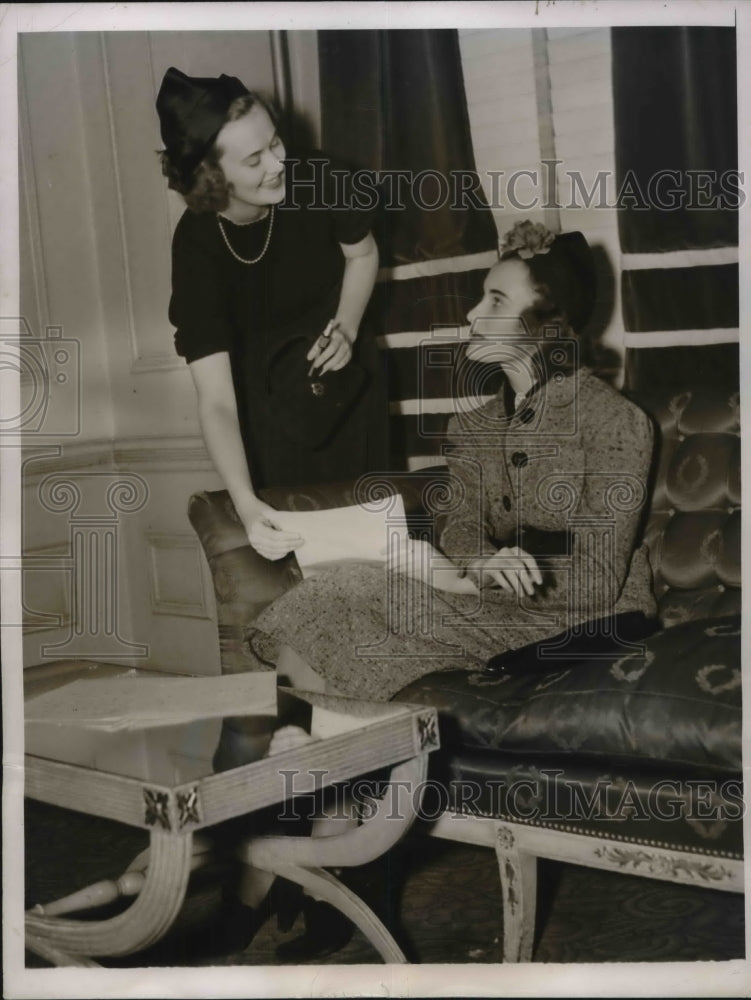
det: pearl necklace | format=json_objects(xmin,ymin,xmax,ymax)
[{"xmin": 217, "ymin": 206, "xmax": 275, "ymax": 264}]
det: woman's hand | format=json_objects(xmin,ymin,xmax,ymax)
[
  {"xmin": 240, "ymin": 499, "xmax": 305, "ymax": 561},
  {"xmin": 467, "ymin": 546, "xmax": 543, "ymax": 597},
  {"xmin": 306, "ymin": 322, "xmax": 355, "ymax": 375}
]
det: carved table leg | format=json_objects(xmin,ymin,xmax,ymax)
[
  {"xmin": 25, "ymin": 933, "xmax": 102, "ymax": 968},
  {"xmin": 28, "ymin": 834, "xmax": 213, "ymax": 919},
  {"xmin": 25, "ymin": 829, "xmax": 193, "ymax": 964},
  {"xmin": 495, "ymin": 824, "xmax": 537, "ymax": 963},
  {"xmin": 239, "ymin": 756, "xmax": 428, "ymax": 963},
  {"xmin": 268, "ymin": 863, "xmax": 407, "ymax": 963}
]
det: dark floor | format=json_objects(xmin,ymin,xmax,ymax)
[{"xmin": 24, "ymin": 799, "xmax": 745, "ymax": 968}]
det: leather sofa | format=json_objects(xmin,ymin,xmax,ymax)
[{"xmin": 188, "ymin": 341, "xmax": 742, "ymax": 961}]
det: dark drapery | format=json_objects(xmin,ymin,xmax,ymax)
[
  {"xmin": 612, "ymin": 26, "xmax": 738, "ymax": 255},
  {"xmin": 612, "ymin": 27, "xmax": 738, "ymax": 351},
  {"xmin": 318, "ymin": 30, "xmax": 499, "ymax": 469},
  {"xmin": 318, "ymin": 29, "xmax": 497, "ymax": 266}
]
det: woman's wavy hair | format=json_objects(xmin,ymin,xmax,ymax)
[
  {"xmin": 158, "ymin": 93, "xmax": 279, "ymax": 214},
  {"xmin": 500, "ymin": 243, "xmax": 596, "ymax": 375},
  {"xmin": 516, "ymin": 261, "xmax": 581, "ymax": 373}
]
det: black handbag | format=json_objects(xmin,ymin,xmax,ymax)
[
  {"xmin": 484, "ymin": 611, "xmax": 660, "ymax": 679},
  {"xmin": 266, "ymin": 334, "xmax": 370, "ymax": 450}
]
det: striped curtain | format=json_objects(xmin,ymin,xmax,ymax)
[{"xmin": 319, "ymin": 30, "xmax": 499, "ymax": 470}]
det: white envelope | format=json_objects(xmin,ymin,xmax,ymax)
[
  {"xmin": 272, "ymin": 498, "xmax": 478, "ymax": 595},
  {"xmin": 272, "ymin": 495, "xmax": 409, "ymax": 574}
]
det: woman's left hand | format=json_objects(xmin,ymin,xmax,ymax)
[
  {"xmin": 307, "ymin": 324, "xmax": 354, "ymax": 375},
  {"xmin": 468, "ymin": 546, "xmax": 543, "ymax": 597}
]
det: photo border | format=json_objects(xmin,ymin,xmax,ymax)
[{"xmin": 2, "ymin": 2, "xmax": 748, "ymax": 997}]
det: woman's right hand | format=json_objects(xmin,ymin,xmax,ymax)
[
  {"xmin": 240, "ymin": 499, "xmax": 305, "ymax": 561},
  {"xmin": 306, "ymin": 323, "xmax": 354, "ymax": 375},
  {"xmin": 467, "ymin": 546, "xmax": 542, "ymax": 597}
]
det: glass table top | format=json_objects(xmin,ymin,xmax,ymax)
[{"xmin": 24, "ymin": 661, "xmax": 417, "ymax": 786}]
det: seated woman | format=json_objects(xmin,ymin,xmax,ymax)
[
  {"xmin": 252, "ymin": 220, "xmax": 658, "ymax": 698},
  {"xmin": 227, "ymin": 221, "xmax": 658, "ymax": 962}
]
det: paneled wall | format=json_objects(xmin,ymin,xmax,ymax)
[{"xmin": 19, "ymin": 32, "xmax": 291, "ymax": 671}]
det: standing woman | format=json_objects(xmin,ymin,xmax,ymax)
[
  {"xmin": 156, "ymin": 67, "xmax": 387, "ymax": 560},
  {"xmin": 155, "ymin": 68, "xmax": 389, "ymax": 960}
]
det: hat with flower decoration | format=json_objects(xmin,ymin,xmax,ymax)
[{"xmin": 499, "ymin": 221, "xmax": 596, "ymax": 332}]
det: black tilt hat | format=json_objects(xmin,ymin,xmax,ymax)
[{"xmin": 156, "ymin": 66, "xmax": 250, "ymax": 182}]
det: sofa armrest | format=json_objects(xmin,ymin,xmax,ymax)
[{"xmin": 188, "ymin": 490, "xmax": 300, "ymax": 632}]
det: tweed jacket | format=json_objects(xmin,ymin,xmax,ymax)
[{"xmin": 439, "ymin": 366, "xmax": 657, "ymax": 625}]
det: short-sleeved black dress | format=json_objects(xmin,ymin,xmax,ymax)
[{"xmin": 169, "ymin": 155, "xmax": 389, "ymax": 489}]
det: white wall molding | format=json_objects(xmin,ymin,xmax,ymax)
[
  {"xmin": 22, "ymin": 543, "xmax": 72, "ymax": 634},
  {"xmin": 22, "ymin": 435, "xmax": 213, "ymax": 483},
  {"xmin": 532, "ymin": 28, "xmax": 560, "ymax": 233},
  {"xmin": 130, "ymin": 355, "xmax": 188, "ymax": 374},
  {"xmin": 100, "ymin": 34, "xmax": 141, "ymax": 373},
  {"xmin": 623, "ymin": 328, "xmax": 739, "ymax": 348},
  {"xmin": 145, "ymin": 32, "xmax": 185, "ymax": 288},
  {"xmin": 377, "ymin": 250, "xmax": 497, "ymax": 284},
  {"xmin": 286, "ymin": 31, "xmax": 322, "ymax": 148},
  {"xmin": 18, "ymin": 43, "xmax": 50, "ymax": 339},
  {"xmin": 376, "ymin": 327, "xmax": 469, "ymax": 349},
  {"xmin": 22, "ymin": 441, "xmax": 116, "ymax": 483},
  {"xmin": 621, "ymin": 247, "xmax": 739, "ymax": 270},
  {"xmin": 391, "ymin": 396, "xmax": 495, "ymax": 416},
  {"xmin": 113, "ymin": 437, "xmax": 213, "ymax": 472},
  {"xmin": 146, "ymin": 532, "xmax": 214, "ymax": 620}
]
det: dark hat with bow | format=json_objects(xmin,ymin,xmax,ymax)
[
  {"xmin": 156, "ymin": 66, "xmax": 249, "ymax": 185},
  {"xmin": 500, "ymin": 222, "xmax": 597, "ymax": 332}
]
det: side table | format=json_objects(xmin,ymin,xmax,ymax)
[{"xmin": 24, "ymin": 666, "xmax": 440, "ymax": 967}]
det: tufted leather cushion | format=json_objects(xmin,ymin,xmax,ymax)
[
  {"xmin": 427, "ymin": 750, "xmax": 743, "ymax": 858},
  {"xmin": 625, "ymin": 343, "xmax": 740, "ymax": 627},
  {"xmin": 395, "ymin": 615, "xmax": 741, "ymax": 774}
]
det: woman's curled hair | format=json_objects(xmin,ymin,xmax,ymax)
[{"xmin": 158, "ymin": 93, "xmax": 278, "ymax": 214}]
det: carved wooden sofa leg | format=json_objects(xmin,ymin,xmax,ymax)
[
  {"xmin": 495, "ymin": 823, "xmax": 537, "ymax": 963},
  {"xmin": 430, "ymin": 812, "xmax": 540, "ymax": 962},
  {"xmin": 430, "ymin": 812, "xmax": 744, "ymax": 963}
]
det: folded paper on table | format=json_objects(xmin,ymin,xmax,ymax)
[{"xmin": 25, "ymin": 671, "xmax": 277, "ymax": 732}]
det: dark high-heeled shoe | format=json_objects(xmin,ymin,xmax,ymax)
[
  {"xmin": 212, "ymin": 890, "xmax": 276, "ymax": 954},
  {"xmin": 216, "ymin": 876, "xmax": 306, "ymax": 951},
  {"xmin": 271, "ymin": 877, "xmax": 305, "ymax": 933},
  {"xmin": 275, "ymin": 897, "xmax": 354, "ymax": 963}
]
